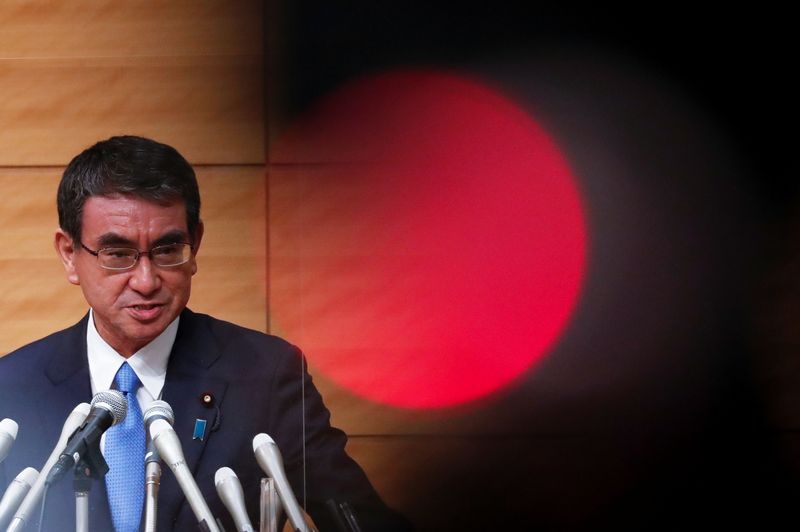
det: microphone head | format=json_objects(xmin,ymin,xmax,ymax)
[
  {"xmin": 0, "ymin": 419, "xmax": 18, "ymax": 440},
  {"xmin": 60, "ymin": 403, "xmax": 91, "ymax": 441},
  {"xmin": 73, "ymin": 403, "xmax": 92, "ymax": 417},
  {"xmin": 90, "ymin": 390, "xmax": 127, "ymax": 426},
  {"xmin": 16, "ymin": 467, "xmax": 38, "ymax": 487},
  {"xmin": 214, "ymin": 466, "xmax": 237, "ymax": 487},
  {"xmin": 148, "ymin": 418, "xmax": 171, "ymax": 440},
  {"xmin": 252, "ymin": 433, "xmax": 276, "ymax": 451},
  {"xmin": 143, "ymin": 400, "xmax": 174, "ymax": 427}
]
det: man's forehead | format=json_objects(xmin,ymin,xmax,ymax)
[
  {"xmin": 84, "ymin": 192, "xmax": 186, "ymax": 209},
  {"xmin": 82, "ymin": 194, "xmax": 188, "ymax": 216},
  {"xmin": 80, "ymin": 194, "xmax": 189, "ymax": 239}
]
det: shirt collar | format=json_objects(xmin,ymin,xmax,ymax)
[{"xmin": 86, "ymin": 309, "xmax": 179, "ymax": 399}]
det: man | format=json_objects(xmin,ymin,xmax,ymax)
[{"xmin": 0, "ymin": 136, "xmax": 409, "ymax": 531}]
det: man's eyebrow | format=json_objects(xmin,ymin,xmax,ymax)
[
  {"xmin": 96, "ymin": 233, "xmax": 135, "ymax": 247},
  {"xmin": 152, "ymin": 230, "xmax": 191, "ymax": 247},
  {"xmin": 94, "ymin": 230, "xmax": 190, "ymax": 248}
]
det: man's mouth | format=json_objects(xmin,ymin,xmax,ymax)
[
  {"xmin": 132, "ymin": 304, "xmax": 160, "ymax": 311},
  {"xmin": 127, "ymin": 304, "xmax": 164, "ymax": 320}
]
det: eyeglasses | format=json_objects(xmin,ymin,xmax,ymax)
[{"xmin": 80, "ymin": 242, "xmax": 194, "ymax": 270}]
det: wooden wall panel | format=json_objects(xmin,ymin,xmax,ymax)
[
  {"xmin": 0, "ymin": 1, "xmax": 264, "ymax": 165},
  {"xmin": 0, "ymin": 1, "xmax": 261, "ymax": 58},
  {"xmin": 0, "ymin": 57, "xmax": 263, "ymax": 165},
  {"xmin": 0, "ymin": 166, "xmax": 268, "ymax": 355},
  {"xmin": 190, "ymin": 167, "xmax": 268, "ymax": 333},
  {"xmin": 0, "ymin": 168, "xmax": 86, "ymax": 351}
]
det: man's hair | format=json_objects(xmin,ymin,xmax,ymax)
[{"xmin": 57, "ymin": 135, "xmax": 201, "ymax": 242}]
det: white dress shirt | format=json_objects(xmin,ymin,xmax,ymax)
[{"xmin": 86, "ymin": 309, "xmax": 178, "ymax": 449}]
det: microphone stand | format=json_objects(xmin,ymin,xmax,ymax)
[
  {"xmin": 73, "ymin": 464, "xmax": 91, "ymax": 532},
  {"xmin": 144, "ymin": 447, "xmax": 162, "ymax": 532},
  {"xmin": 71, "ymin": 439, "xmax": 108, "ymax": 532}
]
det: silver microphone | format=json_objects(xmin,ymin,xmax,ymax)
[
  {"xmin": 143, "ymin": 400, "xmax": 175, "ymax": 463},
  {"xmin": 215, "ymin": 467, "xmax": 254, "ymax": 532},
  {"xmin": 148, "ymin": 418, "xmax": 220, "ymax": 532},
  {"xmin": 252, "ymin": 434, "xmax": 310, "ymax": 532},
  {"xmin": 0, "ymin": 467, "xmax": 37, "ymax": 530},
  {"xmin": 7, "ymin": 402, "xmax": 91, "ymax": 532},
  {"xmin": 0, "ymin": 419, "xmax": 18, "ymax": 464},
  {"xmin": 142, "ymin": 401, "xmax": 175, "ymax": 532}
]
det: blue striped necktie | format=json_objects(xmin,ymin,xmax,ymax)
[{"xmin": 105, "ymin": 362, "xmax": 145, "ymax": 532}]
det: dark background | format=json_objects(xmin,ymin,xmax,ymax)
[
  {"xmin": 272, "ymin": 3, "xmax": 796, "ymax": 202},
  {"xmin": 267, "ymin": 4, "xmax": 799, "ymax": 529}
]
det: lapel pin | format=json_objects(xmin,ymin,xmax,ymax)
[
  {"xmin": 200, "ymin": 392, "xmax": 215, "ymax": 408},
  {"xmin": 193, "ymin": 418, "xmax": 208, "ymax": 441}
]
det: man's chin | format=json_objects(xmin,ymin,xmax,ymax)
[{"xmin": 117, "ymin": 318, "xmax": 174, "ymax": 352}]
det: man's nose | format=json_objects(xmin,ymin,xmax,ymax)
[{"xmin": 128, "ymin": 255, "xmax": 161, "ymax": 295}]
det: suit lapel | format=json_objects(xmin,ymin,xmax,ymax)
[
  {"xmin": 43, "ymin": 313, "xmax": 92, "ymax": 403},
  {"xmin": 160, "ymin": 309, "xmax": 229, "ymax": 526},
  {"xmin": 41, "ymin": 313, "xmax": 92, "ymax": 454}
]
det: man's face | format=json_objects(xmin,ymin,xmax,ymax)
[{"xmin": 55, "ymin": 195, "xmax": 203, "ymax": 357}]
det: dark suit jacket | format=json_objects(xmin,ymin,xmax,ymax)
[{"xmin": 0, "ymin": 309, "xmax": 409, "ymax": 531}]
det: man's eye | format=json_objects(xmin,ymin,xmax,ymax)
[
  {"xmin": 153, "ymin": 244, "xmax": 179, "ymax": 255},
  {"xmin": 105, "ymin": 249, "xmax": 134, "ymax": 258}
]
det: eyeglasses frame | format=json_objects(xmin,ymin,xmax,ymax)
[{"xmin": 79, "ymin": 241, "xmax": 195, "ymax": 270}]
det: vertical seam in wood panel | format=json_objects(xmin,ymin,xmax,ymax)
[
  {"xmin": 263, "ymin": 0, "xmax": 271, "ymax": 335},
  {"xmin": 264, "ymin": 167, "xmax": 271, "ymax": 334}
]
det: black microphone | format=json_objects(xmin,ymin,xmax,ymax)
[{"xmin": 45, "ymin": 390, "xmax": 127, "ymax": 485}]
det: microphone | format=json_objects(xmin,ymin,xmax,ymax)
[
  {"xmin": 252, "ymin": 434, "xmax": 310, "ymax": 532},
  {"xmin": 0, "ymin": 468, "xmax": 37, "ymax": 530},
  {"xmin": 148, "ymin": 418, "xmax": 220, "ymax": 532},
  {"xmin": 143, "ymin": 400, "xmax": 174, "ymax": 464},
  {"xmin": 45, "ymin": 390, "xmax": 127, "ymax": 486},
  {"xmin": 7, "ymin": 402, "xmax": 91, "ymax": 532},
  {"xmin": 142, "ymin": 401, "xmax": 174, "ymax": 532},
  {"xmin": 215, "ymin": 467, "xmax": 254, "ymax": 532},
  {"xmin": 0, "ymin": 419, "xmax": 19, "ymax": 464}
]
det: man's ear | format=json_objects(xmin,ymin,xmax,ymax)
[
  {"xmin": 190, "ymin": 220, "xmax": 204, "ymax": 276},
  {"xmin": 54, "ymin": 229, "xmax": 81, "ymax": 285}
]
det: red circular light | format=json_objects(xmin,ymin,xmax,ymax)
[{"xmin": 271, "ymin": 70, "xmax": 588, "ymax": 409}]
